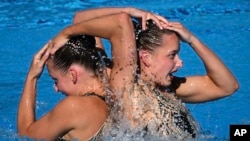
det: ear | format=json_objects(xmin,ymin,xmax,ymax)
[
  {"xmin": 68, "ymin": 69, "xmax": 77, "ymax": 84},
  {"xmin": 139, "ymin": 50, "xmax": 152, "ymax": 67}
]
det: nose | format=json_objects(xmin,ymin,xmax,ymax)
[
  {"xmin": 173, "ymin": 55, "xmax": 183, "ymax": 72},
  {"xmin": 175, "ymin": 55, "xmax": 183, "ymax": 68},
  {"xmin": 54, "ymin": 84, "xmax": 59, "ymax": 93}
]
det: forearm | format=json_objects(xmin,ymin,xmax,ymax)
[
  {"xmin": 73, "ymin": 7, "xmax": 132, "ymax": 23},
  {"xmin": 73, "ymin": 7, "xmax": 134, "ymax": 50},
  {"xmin": 17, "ymin": 74, "xmax": 37, "ymax": 135},
  {"xmin": 63, "ymin": 13, "xmax": 126, "ymax": 40},
  {"xmin": 189, "ymin": 35, "xmax": 239, "ymax": 93}
]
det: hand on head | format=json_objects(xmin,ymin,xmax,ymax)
[
  {"xmin": 140, "ymin": 12, "xmax": 169, "ymax": 30},
  {"xmin": 128, "ymin": 7, "xmax": 169, "ymax": 30},
  {"xmin": 49, "ymin": 32, "xmax": 70, "ymax": 54},
  {"xmin": 163, "ymin": 22, "xmax": 194, "ymax": 44},
  {"xmin": 29, "ymin": 42, "xmax": 50, "ymax": 79}
]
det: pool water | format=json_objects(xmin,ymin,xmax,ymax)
[{"xmin": 0, "ymin": 0, "xmax": 249, "ymax": 140}]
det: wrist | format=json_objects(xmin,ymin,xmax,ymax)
[
  {"xmin": 26, "ymin": 72, "xmax": 39, "ymax": 82},
  {"xmin": 26, "ymin": 75, "xmax": 38, "ymax": 86},
  {"xmin": 62, "ymin": 25, "xmax": 73, "ymax": 38},
  {"xmin": 126, "ymin": 7, "xmax": 134, "ymax": 15},
  {"xmin": 188, "ymin": 35, "xmax": 199, "ymax": 46}
]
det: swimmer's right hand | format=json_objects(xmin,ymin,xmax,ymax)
[
  {"xmin": 128, "ymin": 7, "xmax": 168, "ymax": 30},
  {"xmin": 28, "ymin": 43, "xmax": 49, "ymax": 79}
]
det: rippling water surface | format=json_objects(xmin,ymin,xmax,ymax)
[{"xmin": 0, "ymin": 0, "xmax": 249, "ymax": 140}]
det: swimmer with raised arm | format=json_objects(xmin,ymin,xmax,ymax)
[
  {"xmin": 51, "ymin": 7, "xmax": 192, "ymax": 140},
  {"xmin": 73, "ymin": 7, "xmax": 239, "ymax": 103},
  {"xmin": 18, "ymin": 7, "xmax": 170, "ymax": 140},
  {"xmin": 18, "ymin": 35, "xmax": 108, "ymax": 141},
  {"xmin": 123, "ymin": 19, "xmax": 239, "ymax": 139},
  {"xmin": 134, "ymin": 20, "xmax": 239, "ymax": 103},
  {"xmin": 50, "ymin": 7, "xmax": 238, "ymax": 140},
  {"xmin": 72, "ymin": 7, "xmax": 239, "ymax": 138}
]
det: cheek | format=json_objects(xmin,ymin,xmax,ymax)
[
  {"xmin": 170, "ymin": 61, "xmax": 176, "ymax": 69},
  {"xmin": 161, "ymin": 58, "xmax": 175, "ymax": 70},
  {"xmin": 58, "ymin": 78, "xmax": 75, "ymax": 95},
  {"xmin": 55, "ymin": 79, "xmax": 67, "ymax": 91}
]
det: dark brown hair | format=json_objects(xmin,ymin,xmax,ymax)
[
  {"xmin": 51, "ymin": 35, "xmax": 104, "ymax": 77},
  {"xmin": 135, "ymin": 20, "xmax": 178, "ymax": 53}
]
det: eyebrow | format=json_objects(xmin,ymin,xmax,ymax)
[{"xmin": 169, "ymin": 50, "xmax": 179, "ymax": 54}]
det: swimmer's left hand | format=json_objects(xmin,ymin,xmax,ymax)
[
  {"xmin": 163, "ymin": 22, "xmax": 195, "ymax": 44},
  {"xmin": 144, "ymin": 13, "xmax": 168, "ymax": 30}
]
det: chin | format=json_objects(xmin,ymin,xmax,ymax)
[
  {"xmin": 163, "ymin": 80, "xmax": 172, "ymax": 87},
  {"xmin": 158, "ymin": 81, "xmax": 171, "ymax": 88}
]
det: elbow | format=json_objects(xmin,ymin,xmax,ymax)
[
  {"xmin": 230, "ymin": 80, "xmax": 240, "ymax": 94},
  {"xmin": 18, "ymin": 129, "xmax": 28, "ymax": 138},
  {"xmin": 116, "ymin": 12, "xmax": 132, "ymax": 28},
  {"xmin": 17, "ymin": 124, "xmax": 29, "ymax": 137},
  {"xmin": 115, "ymin": 12, "xmax": 134, "ymax": 38},
  {"xmin": 223, "ymin": 79, "xmax": 240, "ymax": 97},
  {"xmin": 17, "ymin": 123, "xmax": 26, "ymax": 136},
  {"xmin": 18, "ymin": 132, "xmax": 26, "ymax": 138},
  {"xmin": 17, "ymin": 122, "xmax": 33, "ymax": 138},
  {"xmin": 18, "ymin": 128, "xmax": 41, "ymax": 140}
]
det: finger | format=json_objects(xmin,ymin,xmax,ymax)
[
  {"xmin": 170, "ymin": 22, "xmax": 181, "ymax": 25},
  {"xmin": 40, "ymin": 48, "xmax": 50, "ymax": 65},
  {"xmin": 156, "ymin": 15, "xmax": 169, "ymax": 24},
  {"xmin": 169, "ymin": 22, "xmax": 183, "ymax": 28},
  {"xmin": 142, "ymin": 15, "xmax": 147, "ymax": 30},
  {"xmin": 47, "ymin": 40, "xmax": 53, "ymax": 49},
  {"xmin": 34, "ymin": 43, "xmax": 49, "ymax": 61},
  {"xmin": 165, "ymin": 22, "xmax": 183, "ymax": 30},
  {"xmin": 39, "ymin": 43, "xmax": 49, "ymax": 55},
  {"xmin": 164, "ymin": 25, "xmax": 175, "ymax": 31},
  {"xmin": 151, "ymin": 17, "xmax": 163, "ymax": 30},
  {"xmin": 147, "ymin": 14, "xmax": 163, "ymax": 30},
  {"xmin": 151, "ymin": 14, "xmax": 169, "ymax": 30},
  {"xmin": 48, "ymin": 41, "xmax": 56, "ymax": 55},
  {"xmin": 164, "ymin": 24, "xmax": 182, "ymax": 33},
  {"xmin": 160, "ymin": 22, "xmax": 170, "ymax": 29}
]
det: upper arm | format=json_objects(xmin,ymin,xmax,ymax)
[
  {"xmin": 108, "ymin": 13, "xmax": 137, "ymax": 92},
  {"xmin": 22, "ymin": 98, "xmax": 82, "ymax": 140},
  {"xmin": 64, "ymin": 13, "xmax": 137, "ymax": 94},
  {"xmin": 73, "ymin": 7, "xmax": 129, "ymax": 24},
  {"xmin": 173, "ymin": 75, "xmax": 230, "ymax": 103}
]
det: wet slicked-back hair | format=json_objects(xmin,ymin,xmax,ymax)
[
  {"xmin": 133, "ymin": 20, "xmax": 179, "ymax": 75},
  {"xmin": 51, "ymin": 35, "xmax": 104, "ymax": 77},
  {"xmin": 135, "ymin": 20, "xmax": 179, "ymax": 53}
]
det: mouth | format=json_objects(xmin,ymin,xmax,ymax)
[{"xmin": 169, "ymin": 73, "xmax": 174, "ymax": 81}]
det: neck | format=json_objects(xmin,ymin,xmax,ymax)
[
  {"xmin": 140, "ymin": 66, "xmax": 155, "ymax": 86},
  {"xmin": 77, "ymin": 77, "xmax": 105, "ymax": 96}
]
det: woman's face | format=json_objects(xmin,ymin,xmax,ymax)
[
  {"xmin": 46, "ymin": 60, "xmax": 74, "ymax": 96},
  {"xmin": 148, "ymin": 34, "xmax": 182, "ymax": 86}
]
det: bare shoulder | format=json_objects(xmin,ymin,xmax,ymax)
[
  {"xmin": 56, "ymin": 96, "xmax": 108, "ymax": 116},
  {"xmin": 52, "ymin": 95, "xmax": 108, "ymax": 127}
]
